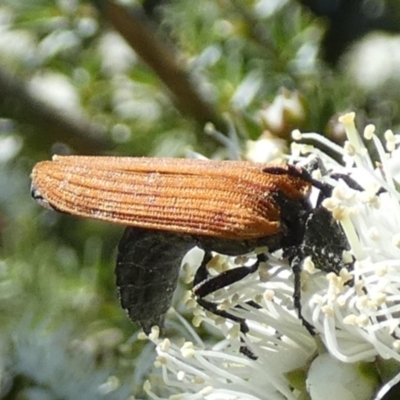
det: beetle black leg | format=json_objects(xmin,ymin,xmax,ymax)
[
  {"xmin": 193, "ymin": 251, "xmax": 267, "ymax": 359},
  {"xmin": 195, "ymin": 296, "xmax": 257, "ymax": 359},
  {"xmin": 290, "ymin": 253, "xmax": 315, "ymax": 335},
  {"xmin": 193, "ymin": 250, "xmax": 213, "ymax": 287},
  {"xmin": 194, "ymin": 252, "xmax": 265, "ymax": 296}
]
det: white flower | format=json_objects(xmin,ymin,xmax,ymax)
[{"xmin": 143, "ymin": 113, "xmax": 400, "ymax": 400}]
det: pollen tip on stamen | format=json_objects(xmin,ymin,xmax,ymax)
[
  {"xmin": 149, "ymin": 326, "xmax": 160, "ymax": 340},
  {"xmin": 384, "ymin": 129, "xmax": 395, "ymax": 142},
  {"xmin": 192, "ymin": 315, "xmax": 203, "ymax": 327},
  {"xmin": 263, "ymin": 289, "xmax": 275, "ymax": 301},
  {"xmin": 333, "ymin": 184, "xmax": 357, "ymax": 201},
  {"xmin": 160, "ymin": 338, "xmax": 171, "ymax": 352},
  {"xmin": 182, "ymin": 291, "xmax": 193, "ymax": 304},
  {"xmin": 321, "ymin": 197, "xmax": 339, "ymax": 211},
  {"xmin": 258, "ymin": 264, "xmax": 271, "ymax": 282},
  {"xmin": 231, "ymin": 293, "xmax": 239, "ymax": 303},
  {"xmin": 338, "ymin": 112, "xmax": 356, "ymax": 125},
  {"xmin": 155, "ymin": 355, "xmax": 167, "ymax": 366},
  {"xmin": 358, "ymin": 190, "xmax": 380, "ymax": 207},
  {"xmin": 343, "ymin": 314, "xmax": 357, "ymax": 325},
  {"xmin": 326, "ymin": 272, "xmax": 343, "ymax": 287},
  {"xmin": 355, "ymin": 280, "xmax": 366, "ymax": 296},
  {"xmin": 303, "ymin": 256, "xmax": 315, "ymax": 273},
  {"xmin": 356, "ymin": 295, "xmax": 369, "ymax": 309},
  {"xmin": 182, "ymin": 263, "xmax": 194, "ymax": 284},
  {"xmin": 331, "ymin": 207, "xmax": 350, "ymax": 221},
  {"xmin": 153, "ymin": 360, "xmax": 162, "ymax": 368},
  {"xmin": 356, "ymin": 315, "xmax": 369, "ymax": 327},
  {"xmin": 218, "ymin": 300, "xmax": 232, "ymax": 311},
  {"xmin": 181, "ymin": 341, "xmax": 194, "ymax": 350},
  {"xmin": 200, "ymin": 386, "xmax": 214, "ymax": 396},
  {"xmin": 336, "ymin": 295, "xmax": 346, "ymax": 307},
  {"xmin": 321, "ymin": 305, "xmax": 334, "ymax": 317},
  {"xmin": 386, "ymin": 142, "xmax": 396, "ymax": 153},
  {"xmin": 254, "ymin": 246, "xmax": 268, "ymax": 255},
  {"xmin": 311, "ymin": 168, "xmax": 322, "ymax": 180},
  {"xmin": 371, "ymin": 293, "xmax": 386, "ymax": 306},
  {"xmin": 363, "ymin": 124, "xmax": 375, "ymax": 140},
  {"xmin": 254, "ymin": 293, "xmax": 263, "ymax": 303},
  {"xmin": 192, "ymin": 305, "xmax": 202, "ymax": 315},
  {"xmin": 234, "ymin": 255, "xmax": 248, "ymax": 265},
  {"xmin": 342, "ymin": 251, "xmax": 353, "ymax": 264},
  {"xmin": 181, "ymin": 347, "xmax": 196, "ymax": 359},
  {"xmin": 177, "ymin": 370, "xmax": 185, "ymax": 381},
  {"xmin": 292, "ymin": 129, "xmax": 302, "ymax": 140},
  {"xmin": 339, "ymin": 268, "xmax": 352, "ymax": 282},
  {"xmin": 393, "ymin": 340, "xmax": 400, "ymax": 351},
  {"xmin": 207, "ymin": 254, "xmax": 224, "ymax": 272},
  {"xmin": 143, "ymin": 380, "xmax": 151, "ymax": 392}
]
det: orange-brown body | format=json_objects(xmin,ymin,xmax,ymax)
[{"xmin": 31, "ymin": 156, "xmax": 311, "ymax": 240}]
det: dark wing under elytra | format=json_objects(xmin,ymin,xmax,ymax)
[{"xmin": 116, "ymin": 227, "xmax": 196, "ymax": 333}]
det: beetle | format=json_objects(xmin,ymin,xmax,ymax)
[{"xmin": 30, "ymin": 155, "xmax": 352, "ymax": 341}]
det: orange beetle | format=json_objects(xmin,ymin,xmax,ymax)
[{"xmin": 31, "ymin": 155, "xmax": 349, "ymax": 337}]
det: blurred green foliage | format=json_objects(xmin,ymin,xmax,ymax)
[{"xmin": 1, "ymin": 0, "xmax": 400, "ymax": 398}]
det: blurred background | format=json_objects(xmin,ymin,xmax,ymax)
[{"xmin": 1, "ymin": 0, "xmax": 400, "ymax": 398}]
